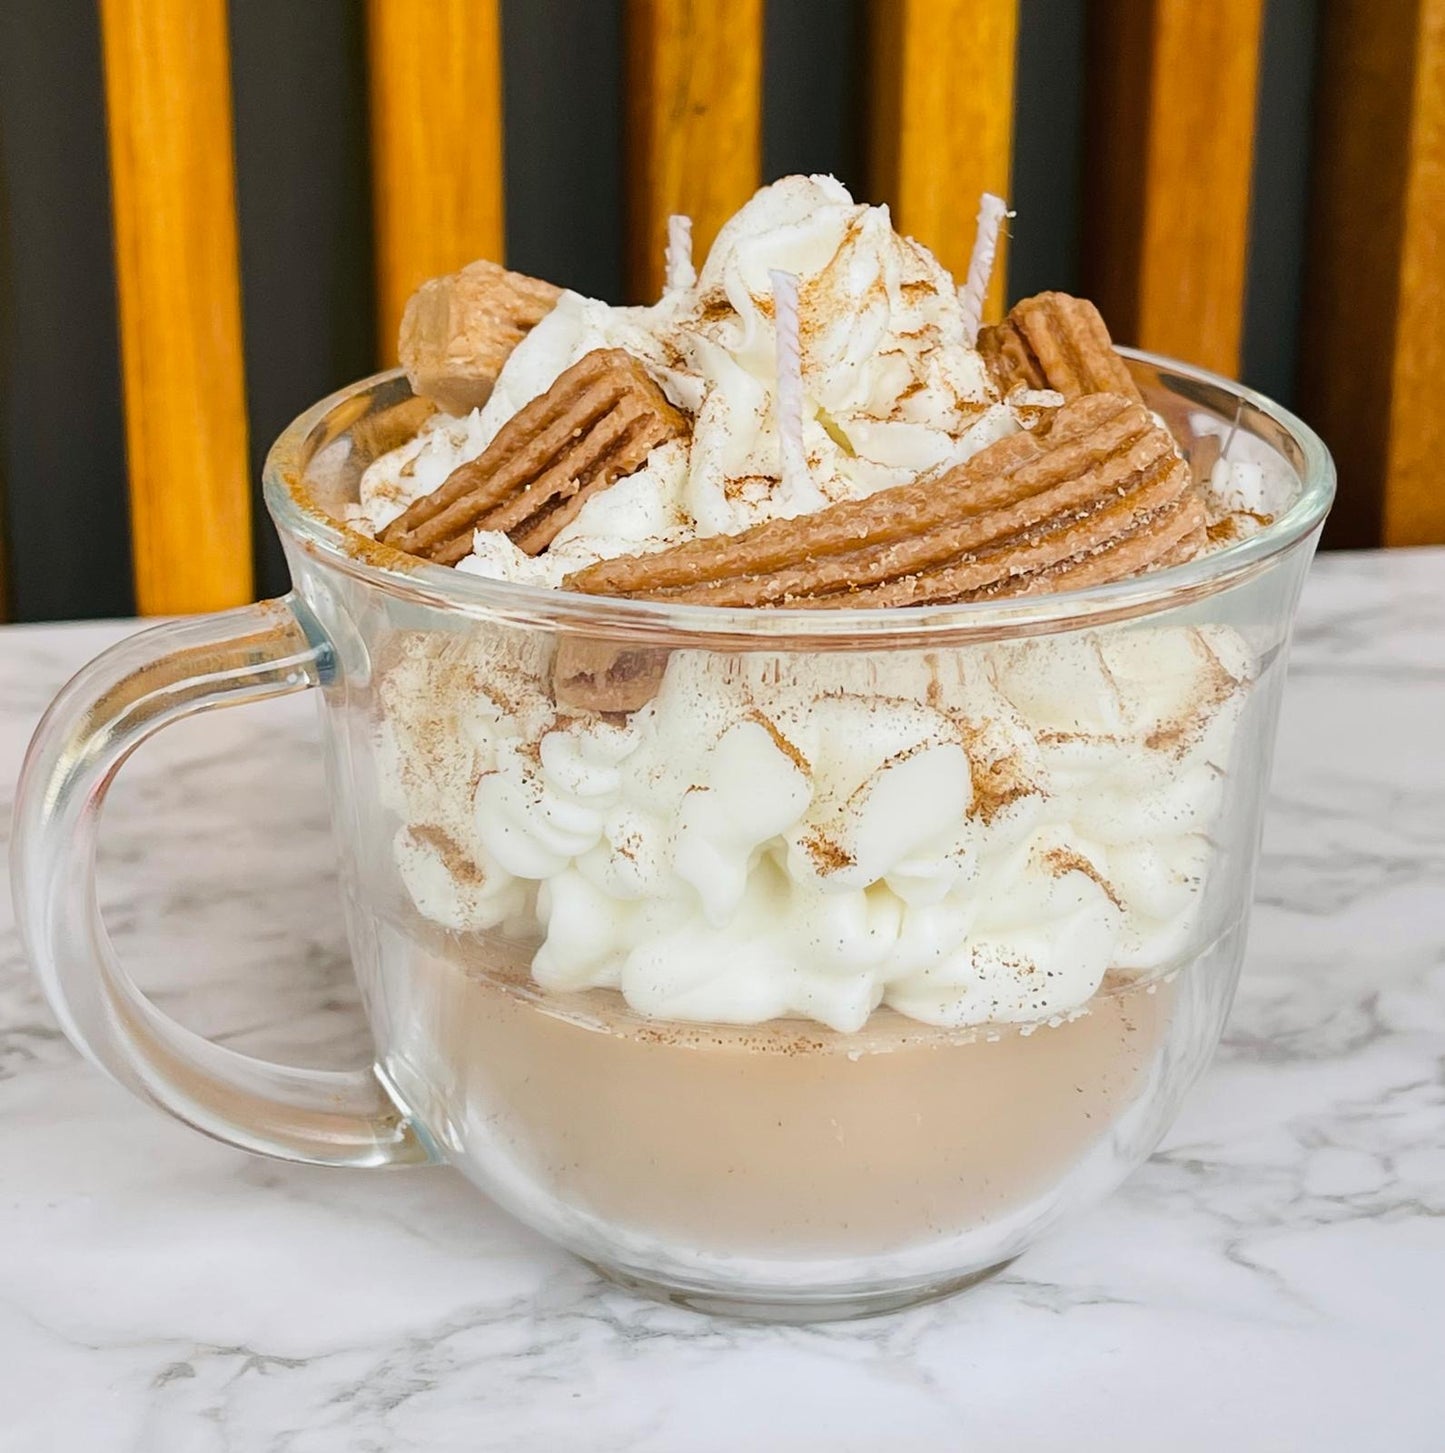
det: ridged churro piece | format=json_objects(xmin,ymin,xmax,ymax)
[
  {"xmin": 978, "ymin": 292, "xmax": 1142, "ymax": 403},
  {"xmin": 1004, "ymin": 492, "xmax": 1208, "ymax": 595},
  {"xmin": 381, "ymin": 349, "xmax": 688, "ymax": 563},
  {"xmin": 399, "ymin": 259, "xmax": 562, "ymax": 414},
  {"xmin": 565, "ymin": 393, "xmax": 1196, "ymax": 608}
]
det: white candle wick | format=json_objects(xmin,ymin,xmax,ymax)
[
  {"xmin": 769, "ymin": 268, "xmax": 809, "ymax": 493},
  {"xmin": 664, "ymin": 215, "xmax": 696, "ymax": 296},
  {"xmin": 959, "ymin": 192, "xmax": 1012, "ymax": 346},
  {"xmin": 1221, "ymin": 396, "xmax": 1244, "ymax": 461}
]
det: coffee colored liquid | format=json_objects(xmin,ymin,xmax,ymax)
[{"xmin": 384, "ymin": 930, "xmax": 1176, "ymax": 1258}]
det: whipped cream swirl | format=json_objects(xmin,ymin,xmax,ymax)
[{"xmin": 378, "ymin": 626, "xmax": 1252, "ymax": 1032}]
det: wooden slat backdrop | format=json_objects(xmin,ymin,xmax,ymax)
[
  {"xmin": 79, "ymin": 0, "xmax": 1440, "ymax": 623},
  {"xmin": 624, "ymin": 0, "xmax": 764, "ymax": 302},
  {"xmin": 367, "ymin": 0, "xmax": 506, "ymax": 364},
  {"xmin": 868, "ymin": 0, "xmax": 1019, "ymax": 321},
  {"xmin": 100, "ymin": 0, "xmax": 252, "ymax": 615},
  {"xmin": 1083, "ymin": 0, "xmax": 1264, "ymax": 379},
  {"xmin": 1300, "ymin": 0, "xmax": 1445, "ymax": 548}
]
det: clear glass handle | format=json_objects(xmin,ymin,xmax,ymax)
[{"xmin": 10, "ymin": 595, "xmax": 432, "ymax": 1167}]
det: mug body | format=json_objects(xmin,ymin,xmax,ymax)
[{"xmin": 268, "ymin": 354, "xmax": 1328, "ymax": 1318}]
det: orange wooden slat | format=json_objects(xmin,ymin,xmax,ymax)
[
  {"xmin": 1083, "ymin": 0, "xmax": 1264, "ymax": 377},
  {"xmin": 367, "ymin": 0, "xmax": 506, "ymax": 364},
  {"xmin": 1299, "ymin": 0, "xmax": 1445, "ymax": 548},
  {"xmin": 867, "ymin": 0, "xmax": 1019, "ymax": 320},
  {"xmin": 100, "ymin": 0, "xmax": 252, "ymax": 615},
  {"xmin": 624, "ymin": 0, "xmax": 764, "ymax": 302}
]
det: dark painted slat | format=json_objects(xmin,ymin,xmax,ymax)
[
  {"xmin": 501, "ymin": 0, "xmax": 624, "ymax": 302},
  {"xmin": 764, "ymin": 0, "xmax": 865, "ymax": 192},
  {"xmin": 0, "ymin": 107, "xmax": 10, "ymax": 620},
  {"xmin": 1242, "ymin": 0, "xmax": 1319, "ymax": 409},
  {"xmin": 230, "ymin": 0, "xmax": 376, "ymax": 601},
  {"xmin": 1009, "ymin": 0, "xmax": 1086, "ymax": 301},
  {"xmin": 766, "ymin": 0, "xmax": 1083, "ymax": 302},
  {"xmin": 0, "ymin": 0, "xmax": 133, "ymax": 623},
  {"xmin": 0, "ymin": 0, "xmax": 1334, "ymax": 619}
]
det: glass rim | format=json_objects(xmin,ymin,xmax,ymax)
[{"xmin": 262, "ymin": 346, "xmax": 1335, "ymax": 645}]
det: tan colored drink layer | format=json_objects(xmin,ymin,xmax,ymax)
[{"xmin": 402, "ymin": 946, "xmax": 1176, "ymax": 1257}]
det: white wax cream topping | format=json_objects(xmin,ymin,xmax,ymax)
[
  {"xmin": 377, "ymin": 626, "xmax": 1252, "ymax": 1032},
  {"xmin": 355, "ymin": 175, "xmax": 1022, "ymax": 584}
]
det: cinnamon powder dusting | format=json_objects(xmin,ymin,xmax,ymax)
[
  {"xmin": 696, "ymin": 292, "xmax": 735, "ymax": 324},
  {"xmin": 959, "ymin": 723, "xmax": 1037, "ymax": 824},
  {"xmin": 407, "ymin": 825, "xmax": 487, "ymax": 886},
  {"xmin": 1042, "ymin": 847, "xmax": 1123, "ymax": 910},
  {"xmin": 1145, "ymin": 652, "xmax": 1237, "ymax": 754},
  {"xmin": 723, "ymin": 473, "xmax": 776, "ymax": 502},
  {"xmin": 747, "ymin": 709, "xmax": 811, "ymax": 775},
  {"xmin": 801, "ymin": 828, "xmax": 854, "ymax": 874}
]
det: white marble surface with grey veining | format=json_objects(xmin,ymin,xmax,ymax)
[{"xmin": 1, "ymin": 550, "xmax": 1442, "ymax": 1452}]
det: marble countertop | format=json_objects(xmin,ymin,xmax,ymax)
[{"xmin": 2, "ymin": 549, "xmax": 1442, "ymax": 1451}]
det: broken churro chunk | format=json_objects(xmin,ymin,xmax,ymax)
[
  {"xmin": 399, "ymin": 259, "xmax": 562, "ymax": 414},
  {"xmin": 978, "ymin": 292, "xmax": 1142, "ymax": 403},
  {"xmin": 381, "ymin": 348, "xmax": 689, "ymax": 564},
  {"xmin": 552, "ymin": 637, "xmax": 671, "ymax": 713},
  {"xmin": 565, "ymin": 393, "xmax": 1193, "ymax": 608}
]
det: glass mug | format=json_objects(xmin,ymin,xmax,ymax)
[{"xmin": 13, "ymin": 353, "xmax": 1333, "ymax": 1320}]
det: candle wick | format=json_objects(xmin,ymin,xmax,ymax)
[
  {"xmin": 959, "ymin": 192, "xmax": 1013, "ymax": 346},
  {"xmin": 1220, "ymin": 397, "xmax": 1245, "ymax": 462},
  {"xmin": 664, "ymin": 215, "xmax": 696, "ymax": 297},
  {"xmin": 769, "ymin": 268, "xmax": 809, "ymax": 495}
]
